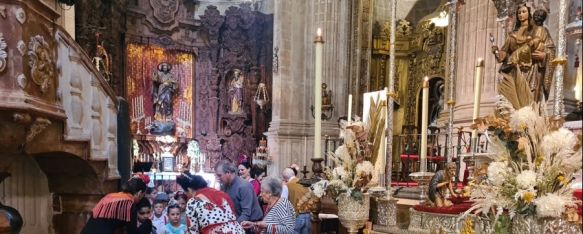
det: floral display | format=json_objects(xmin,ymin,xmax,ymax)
[
  {"xmin": 308, "ymin": 119, "xmax": 381, "ymax": 202},
  {"xmin": 466, "ymin": 98, "xmax": 582, "ymax": 224}
]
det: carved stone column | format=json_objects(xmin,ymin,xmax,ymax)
[
  {"xmin": 552, "ymin": 0, "xmax": 568, "ymax": 117},
  {"xmin": 348, "ymin": 0, "xmax": 374, "ymax": 113},
  {"xmin": 453, "ymin": 0, "xmax": 500, "ymax": 126},
  {"xmin": 267, "ymin": 0, "xmax": 350, "ymax": 175}
]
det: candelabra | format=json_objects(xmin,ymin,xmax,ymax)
[{"xmin": 132, "ymin": 95, "xmax": 145, "ymax": 134}]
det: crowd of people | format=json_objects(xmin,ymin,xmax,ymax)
[{"xmin": 80, "ymin": 161, "xmax": 311, "ymax": 234}]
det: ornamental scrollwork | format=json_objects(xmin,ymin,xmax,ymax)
[
  {"xmin": 0, "ymin": 33, "xmax": 6, "ymax": 72},
  {"xmin": 28, "ymin": 35, "xmax": 55, "ymax": 93},
  {"xmin": 17, "ymin": 40, "xmax": 25, "ymax": 55},
  {"xmin": 26, "ymin": 117, "xmax": 51, "ymax": 143},
  {"xmin": 16, "ymin": 74, "xmax": 26, "ymax": 89},
  {"xmin": 149, "ymin": 0, "xmax": 179, "ymax": 24},
  {"xmin": 14, "ymin": 7, "xmax": 25, "ymax": 24},
  {"xmin": 0, "ymin": 6, "xmax": 6, "ymax": 19}
]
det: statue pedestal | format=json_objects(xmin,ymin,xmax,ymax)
[
  {"xmin": 371, "ymin": 194, "xmax": 399, "ymax": 233},
  {"xmin": 408, "ymin": 208, "xmax": 489, "ymax": 234}
]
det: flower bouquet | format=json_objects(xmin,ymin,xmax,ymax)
[{"xmin": 465, "ymin": 97, "xmax": 582, "ymax": 232}]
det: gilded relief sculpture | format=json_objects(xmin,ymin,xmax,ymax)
[{"xmin": 492, "ymin": 4, "xmax": 555, "ymax": 109}]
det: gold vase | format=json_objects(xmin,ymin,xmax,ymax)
[{"xmin": 337, "ymin": 193, "xmax": 370, "ymax": 234}]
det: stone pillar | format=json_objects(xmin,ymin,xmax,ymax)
[
  {"xmin": 453, "ymin": 0, "xmax": 501, "ymax": 125},
  {"xmin": 266, "ymin": 0, "xmax": 350, "ymax": 176}
]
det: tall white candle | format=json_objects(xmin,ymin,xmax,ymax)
[
  {"xmin": 303, "ymin": 136, "xmax": 307, "ymax": 165},
  {"xmin": 314, "ymin": 28, "xmax": 324, "ymax": 159},
  {"xmin": 420, "ymin": 77, "xmax": 429, "ymax": 173},
  {"xmin": 472, "ymin": 59, "xmax": 484, "ymax": 141},
  {"xmin": 347, "ymin": 94, "xmax": 353, "ymax": 124},
  {"xmin": 139, "ymin": 96, "xmax": 143, "ymax": 116}
]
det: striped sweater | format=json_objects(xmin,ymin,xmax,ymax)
[{"xmin": 261, "ymin": 198, "xmax": 296, "ymax": 234}]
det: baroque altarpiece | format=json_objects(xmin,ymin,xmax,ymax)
[{"xmin": 123, "ymin": 1, "xmax": 273, "ymax": 174}]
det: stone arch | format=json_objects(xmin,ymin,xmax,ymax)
[{"xmin": 0, "ymin": 155, "xmax": 54, "ymax": 234}]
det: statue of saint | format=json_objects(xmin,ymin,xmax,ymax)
[
  {"xmin": 492, "ymin": 4, "xmax": 555, "ymax": 109},
  {"xmin": 152, "ymin": 63, "xmax": 178, "ymax": 120},
  {"xmin": 428, "ymin": 162, "xmax": 458, "ymax": 207},
  {"xmin": 229, "ymin": 70, "xmax": 245, "ymax": 114},
  {"xmin": 530, "ymin": 8, "xmax": 555, "ymax": 102}
]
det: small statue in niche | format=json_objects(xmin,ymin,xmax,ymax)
[
  {"xmin": 322, "ymin": 83, "xmax": 333, "ymax": 107},
  {"xmin": 228, "ymin": 69, "xmax": 245, "ymax": 114},
  {"xmin": 429, "ymin": 81, "xmax": 445, "ymax": 127},
  {"xmin": 427, "ymin": 162, "xmax": 458, "ymax": 207},
  {"xmin": 152, "ymin": 62, "xmax": 178, "ymax": 120}
]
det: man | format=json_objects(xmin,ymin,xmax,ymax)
[
  {"xmin": 283, "ymin": 167, "xmax": 311, "ymax": 234},
  {"xmin": 215, "ymin": 160, "xmax": 263, "ymax": 223}
]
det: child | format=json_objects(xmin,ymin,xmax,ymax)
[
  {"xmin": 151, "ymin": 199, "xmax": 168, "ymax": 234},
  {"xmin": 164, "ymin": 204, "xmax": 187, "ymax": 234},
  {"xmin": 128, "ymin": 198, "xmax": 154, "ymax": 234},
  {"xmin": 174, "ymin": 193, "xmax": 188, "ymax": 225}
]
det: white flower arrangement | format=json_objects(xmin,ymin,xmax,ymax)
[
  {"xmin": 508, "ymin": 106, "xmax": 537, "ymax": 131},
  {"xmin": 466, "ymin": 101, "xmax": 581, "ymax": 224},
  {"xmin": 515, "ymin": 170, "xmax": 537, "ymax": 189},
  {"xmin": 487, "ymin": 161, "xmax": 509, "ymax": 186},
  {"xmin": 310, "ymin": 180, "xmax": 329, "ymax": 198},
  {"xmin": 308, "ymin": 119, "xmax": 382, "ymax": 202},
  {"xmin": 534, "ymin": 193, "xmax": 570, "ymax": 218},
  {"xmin": 355, "ymin": 161, "xmax": 374, "ymax": 177}
]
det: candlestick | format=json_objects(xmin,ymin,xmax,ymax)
[
  {"xmin": 314, "ymin": 28, "xmax": 324, "ymax": 159},
  {"xmin": 471, "ymin": 58, "xmax": 484, "ymax": 150},
  {"xmin": 420, "ymin": 77, "xmax": 429, "ymax": 173},
  {"xmin": 347, "ymin": 94, "xmax": 352, "ymax": 124}
]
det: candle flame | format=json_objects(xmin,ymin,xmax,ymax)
[
  {"xmin": 424, "ymin": 76, "xmax": 429, "ymax": 82},
  {"xmin": 317, "ymin": 28, "xmax": 322, "ymax": 37}
]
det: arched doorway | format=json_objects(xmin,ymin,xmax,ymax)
[{"xmin": 0, "ymin": 155, "xmax": 54, "ymax": 234}]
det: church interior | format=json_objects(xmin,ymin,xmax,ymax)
[{"xmin": 0, "ymin": 0, "xmax": 582, "ymax": 233}]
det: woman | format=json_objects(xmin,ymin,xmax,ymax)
[
  {"xmin": 493, "ymin": 4, "xmax": 548, "ymax": 109},
  {"xmin": 238, "ymin": 162, "xmax": 252, "ymax": 180},
  {"xmin": 81, "ymin": 177, "xmax": 147, "ymax": 234},
  {"xmin": 176, "ymin": 171, "xmax": 244, "ymax": 233},
  {"xmin": 249, "ymin": 165, "xmax": 266, "ymax": 196},
  {"xmin": 241, "ymin": 177, "xmax": 295, "ymax": 234}
]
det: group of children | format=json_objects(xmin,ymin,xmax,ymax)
[{"xmin": 133, "ymin": 189, "xmax": 190, "ymax": 234}]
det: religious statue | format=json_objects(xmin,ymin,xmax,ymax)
[
  {"xmin": 228, "ymin": 69, "xmax": 245, "ymax": 114},
  {"xmin": 429, "ymin": 81, "xmax": 445, "ymax": 127},
  {"xmin": 428, "ymin": 162, "xmax": 458, "ymax": 207},
  {"xmin": 492, "ymin": 4, "xmax": 555, "ymax": 109},
  {"xmin": 322, "ymin": 83, "xmax": 333, "ymax": 107},
  {"xmin": 152, "ymin": 63, "xmax": 178, "ymax": 120},
  {"xmin": 92, "ymin": 33, "xmax": 111, "ymax": 82}
]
